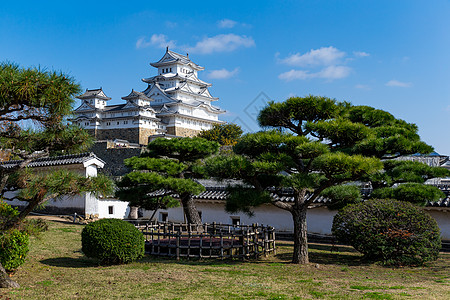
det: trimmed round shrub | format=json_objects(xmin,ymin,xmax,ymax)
[
  {"xmin": 332, "ymin": 199, "xmax": 441, "ymax": 266},
  {"xmin": 0, "ymin": 229, "xmax": 29, "ymax": 272},
  {"xmin": 0, "ymin": 200, "xmax": 19, "ymax": 229},
  {"xmin": 81, "ymin": 219, "xmax": 144, "ymax": 265}
]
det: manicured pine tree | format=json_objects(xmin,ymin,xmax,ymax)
[
  {"xmin": 117, "ymin": 137, "xmax": 219, "ymax": 225},
  {"xmin": 205, "ymin": 95, "xmax": 434, "ymax": 264},
  {"xmin": 0, "ymin": 62, "xmax": 114, "ymax": 288}
]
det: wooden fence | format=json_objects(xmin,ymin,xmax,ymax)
[{"xmin": 132, "ymin": 221, "xmax": 276, "ymax": 260}]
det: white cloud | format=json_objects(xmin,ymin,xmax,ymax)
[
  {"xmin": 165, "ymin": 21, "xmax": 177, "ymax": 28},
  {"xmin": 353, "ymin": 51, "xmax": 370, "ymax": 57},
  {"xmin": 136, "ymin": 34, "xmax": 176, "ymax": 49},
  {"xmin": 218, "ymin": 19, "xmax": 237, "ymax": 28},
  {"xmin": 186, "ymin": 34, "xmax": 255, "ymax": 54},
  {"xmin": 208, "ymin": 68, "xmax": 239, "ymax": 79},
  {"xmin": 279, "ymin": 70, "xmax": 310, "ymax": 81},
  {"xmin": 279, "ymin": 65, "xmax": 351, "ymax": 81},
  {"xmin": 316, "ymin": 65, "xmax": 351, "ymax": 79},
  {"xmin": 385, "ymin": 80, "xmax": 412, "ymax": 88},
  {"xmin": 355, "ymin": 84, "xmax": 371, "ymax": 90},
  {"xmin": 279, "ymin": 46, "xmax": 346, "ymax": 67}
]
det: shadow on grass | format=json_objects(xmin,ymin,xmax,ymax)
[
  {"xmin": 275, "ymin": 243, "xmax": 369, "ymax": 266},
  {"xmin": 40, "ymin": 257, "xmax": 99, "ymax": 268},
  {"xmin": 137, "ymin": 255, "xmax": 251, "ymax": 267}
]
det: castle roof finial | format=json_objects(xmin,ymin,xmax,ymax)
[
  {"xmin": 166, "ymin": 46, "xmax": 169, "ymax": 52},
  {"xmin": 186, "ymin": 52, "xmax": 189, "ymax": 58}
]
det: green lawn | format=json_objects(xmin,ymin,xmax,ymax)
[{"xmin": 1, "ymin": 219, "xmax": 449, "ymax": 299}]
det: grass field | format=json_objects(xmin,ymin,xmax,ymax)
[{"xmin": 1, "ymin": 218, "xmax": 449, "ymax": 299}]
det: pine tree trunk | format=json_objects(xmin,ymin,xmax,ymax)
[
  {"xmin": 180, "ymin": 193, "xmax": 202, "ymax": 225},
  {"xmin": 0, "ymin": 261, "xmax": 19, "ymax": 288},
  {"xmin": 291, "ymin": 205, "xmax": 309, "ymax": 264},
  {"xmin": 4, "ymin": 196, "xmax": 42, "ymax": 231},
  {"xmin": 128, "ymin": 206, "xmax": 139, "ymax": 220}
]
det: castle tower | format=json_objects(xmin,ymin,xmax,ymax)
[
  {"xmin": 142, "ymin": 48, "xmax": 224, "ymax": 136},
  {"xmin": 73, "ymin": 49, "xmax": 224, "ymax": 144}
]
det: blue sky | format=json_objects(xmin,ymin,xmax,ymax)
[{"xmin": 1, "ymin": 0, "xmax": 449, "ymax": 154}]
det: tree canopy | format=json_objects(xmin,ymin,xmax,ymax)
[
  {"xmin": 0, "ymin": 63, "xmax": 114, "ymax": 288},
  {"xmin": 0, "ymin": 62, "xmax": 113, "ymax": 226},
  {"xmin": 117, "ymin": 137, "xmax": 220, "ymax": 224},
  {"xmin": 197, "ymin": 123, "xmax": 243, "ymax": 146},
  {"xmin": 205, "ymin": 95, "xmax": 435, "ymax": 264}
]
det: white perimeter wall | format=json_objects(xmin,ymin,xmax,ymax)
[
  {"xmin": 426, "ymin": 210, "xmax": 450, "ymax": 240},
  {"xmin": 142, "ymin": 202, "xmax": 450, "ymax": 240},
  {"xmin": 142, "ymin": 202, "xmax": 337, "ymax": 235},
  {"xmin": 4, "ymin": 191, "xmax": 86, "ymax": 210}
]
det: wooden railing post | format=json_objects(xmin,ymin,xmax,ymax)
[{"xmin": 176, "ymin": 229, "xmax": 180, "ymax": 260}]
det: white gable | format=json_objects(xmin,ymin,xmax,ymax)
[{"xmin": 74, "ymin": 102, "xmax": 95, "ymax": 111}]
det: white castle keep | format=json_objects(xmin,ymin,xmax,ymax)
[{"xmin": 73, "ymin": 48, "xmax": 225, "ymax": 145}]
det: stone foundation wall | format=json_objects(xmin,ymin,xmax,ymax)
[
  {"xmin": 90, "ymin": 141, "xmax": 143, "ymax": 177},
  {"xmin": 86, "ymin": 129, "xmax": 97, "ymax": 138},
  {"xmin": 139, "ymin": 128, "xmax": 157, "ymax": 145},
  {"xmin": 166, "ymin": 126, "xmax": 201, "ymax": 137},
  {"xmin": 86, "ymin": 128, "xmax": 157, "ymax": 145},
  {"xmin": 93, "ymin": 128, "xmax": 140, "ymax": 144}
]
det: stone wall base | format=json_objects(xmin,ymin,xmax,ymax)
[
  {"xmin": 86, "ymin": 128, "xmax": 157, "ymax": 145},
  {"xmin": 166, "ymin": 126, "xmax": 201, "ymax": 137}
]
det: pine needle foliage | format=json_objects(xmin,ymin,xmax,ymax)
[
  {"xmin": 117, "ymin": 137, "xmax": 219, "ymax": 223},
  {"xmin": 205, "ymin": 95, "xmax": 434, "ymax": 264}
]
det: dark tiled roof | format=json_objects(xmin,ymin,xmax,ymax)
[
  {"xmin": 0, "ymin": 152, "xmax": 104, "ymax": 169},
  {"xmin": 427, "ymin": 186, "xmax": 450, "ymax": 207},
  {"xmin": 77, "ymin": 88, "xmax": 111, "ymax": 100},
  {"xmin": 146, "ymin": 179, "xmax": 450, "ymax": 207},
  {"xmin": 427, "ymin": 197, "xmax": 450, "ymax": 208},
  {"xmin": 150, "ymin": 49, "xmax": 203, "ymax": 70},
  {"xmin": 147, "ymin": 179, "xmax": 330, "ymax": 204},
  {"xmin": 122, "ymin": 89, "xmax": 152, "ymax": 101},
  {"xmin": 104, "ymin": 104, "xmax": 127, "ymax": 111}
]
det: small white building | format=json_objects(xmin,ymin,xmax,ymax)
[{"xmin": 1, "ymin": 153, "xmax": 129, "ymax": 219}]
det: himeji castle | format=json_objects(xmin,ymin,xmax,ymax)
[{"xmin": 72, "ymin": 48, "xmax": 225, "ymax": 145}]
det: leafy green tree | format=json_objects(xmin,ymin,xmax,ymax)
[
  {"xmin": 0, "ymin": 62, "xmax": 114, "ymax": 287},
  {"xmin": 198, "ymin": 123, "xmax": 243, "ymax": 146},
  {"xmin": 117, "ymin": 137, "xmax": 219, "ymax": 225},
  {"xmin": 205, "ymin": 95, "xmax": 433, "ymax": 264}
]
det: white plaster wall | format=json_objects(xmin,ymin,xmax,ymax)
[
  {"xmin": 142, "ymin": 202, "xmax": 337, "ymax": 235},
  {"xmin": 4, "ymin": 191, "xmax": 86, "ymax": 210},
  {"xmin": 192, "ymin": 108, "xmax": 215, "ymax": 120},
  {"xmin": 426, "ymin": 210, "xmax": 450, "ymax": 240},
  {"xmin": 97, "ymin": 199, "xmax": 130, "ymax": 219},
  {"xmin": 142, "ymin": 203, "xmax": 450, "ymax": 240}
]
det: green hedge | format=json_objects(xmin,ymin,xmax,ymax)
[
  {"xmin": 0, "ymin": 229, "xmax": 29, "ymax": 272},
  {"xmin": 81, "ymin": 218, "xmax": 144, "ymax": 265},
  {"xmin": 332, "ymin": 199, "xmax": 441, "ymax": 266}
]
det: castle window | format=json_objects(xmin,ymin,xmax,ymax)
[
  {"xmin": 124, "ymin": 121, "xmax": 128, "ymax": 124},
  {"xmin": 230, "ymin": 216, "xmax": 240, "ymax": 226},
  {"xmin": 170, "ymin": 68, "xmax": 172, "ymax": 72},
  {"xmin": 159, "ymin": 212, "xmax": 168, "ymax": 222},
  {"xmin": 117, "ymin": 121, "xmax": 119, "ymax": 125},
  {"xmin": 108, "ymin": 206, "xmax": 114, "ymax": 215}
]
